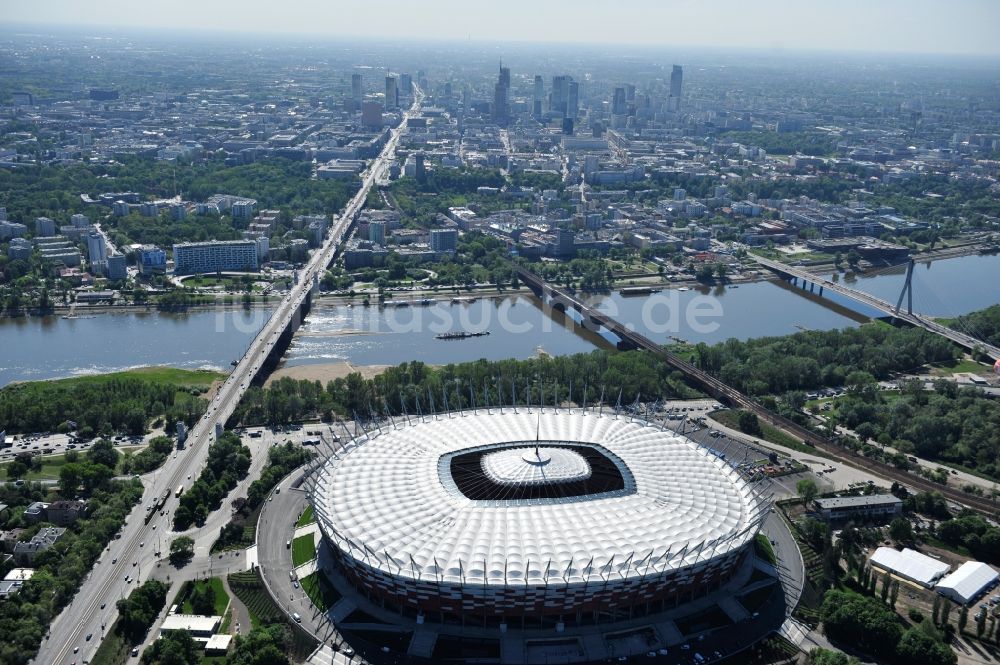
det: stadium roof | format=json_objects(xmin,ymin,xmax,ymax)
[
  {"xmin": 870, "ymin": 547, "xmax": 950, "ymax": 587},
  {"xmin": 313, "ymin": 409, "xmax": 767, "ymax": 586},
  {"xmin": 936, "ymin": 561, "xmax": 999, "ymax": 604}
]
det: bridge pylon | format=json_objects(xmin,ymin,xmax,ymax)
[{"xmin": 892, "ymin": 259, "xmax": 915, "ymax": 318}]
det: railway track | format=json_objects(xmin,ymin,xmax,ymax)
[{"xmin": 515, "ymin": 263, "xmax": 999, "ymax": 517}]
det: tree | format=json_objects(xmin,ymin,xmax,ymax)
[
  {"xmin": 959, "ymin": 605, "xmax": 969, "ymax": 633},
  {"xmin": 797, "ymin": 478, "xmax": 819, "ymax": 507},
  {"xmin": 932, "ymin": 595, "xmax": 942, "ymax": 625},
  {"xmin": 117, "ymin": 580, "xmax": 168, "ymax": 642},
  {"xmin": 227, "ymin": 625, "xmax": 291, "ymax": 665},
  {"xmin": 169, "ymin": 536, "xmax": 194, "ymax": 566},
  {"xmin": 87, "ymin": 439, "xmax": 119, "ymax": 469},
  {"xmin": 736, "ymin": 410, "xmax": 762, "ymax": 436},
  {"xmin": 140, "ymin": 628, "xmax": 200, "ymax": 665},
  {"xmin": 889, "ymin": 517, "xmax": 914, "ymax": 544},
  {"xmin": 820, "ymin": 590, "xmax": 901, "ymax": 660},
  {"xmin": 188, "ymin": 581, "xmax": 215, "ymax": 616},
  {"xmin": 804, "ymin": 649, "xmax": 860, "ymax": 665},
  {"xmin": 59, "ymin": 463, "xmax": 82, "ymax": 496},
  {"xmin": 896, "ymin": 626, "xmax": 957, "ymax": 665}
]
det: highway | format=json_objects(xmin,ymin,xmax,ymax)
[{"xmin": 36, "ymin": 88, "xmax": 423, "ymax": 665}]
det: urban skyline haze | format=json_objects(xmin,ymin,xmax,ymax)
[{"xmin": 4, "ymin": 0, "xmax": 1000, "ymax": 56}]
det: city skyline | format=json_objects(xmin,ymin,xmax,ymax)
[{"xmin": 3, "ymin": 0, "xmax": 1000, "ymax": 56}]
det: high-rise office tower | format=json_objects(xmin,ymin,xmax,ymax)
[
  {"xmin": 669, "ymin": 65, "xmax": 683, "ymax": 111},
  {"xmin": 533, "ymin": 75, "xmax": 544, "ymax": 119},
  {"xmin": 400, "ymin": 73, "xmax": 412, "ymax": 95},
  {"xmin": 385, "ymin": 75, "xmax": 398, "ymax": 110},
  {"xmin": 351, "ymin": 73, "xmax": 362, "ymax": 110},
  {"xmin": 567, "ymin": 81, "xmax": 579, "ymax": 119},
  {"xmin": 551, "ymin": 75, "xmax": 570, "ymax": 115},
  {"xmin": 493, "ymin": 65, "xmax": 511, "ymax": 126},
  {"xmin": 612, "ymin": 87, "xmax": 627, "ymax": 115}
]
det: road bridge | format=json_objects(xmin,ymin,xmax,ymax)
[
  {"xmin": 37, "ymin": 89, "xmax": 424, "ymax": 665},
  {"xmin": 753, "ymin": 254, "xmax": 1000, "ymax": 361},
  {"xmin": 513, "ymin": 263, "xmax": 1000, "ymax": 517}
]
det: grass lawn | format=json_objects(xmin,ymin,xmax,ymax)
[
  {"xmin": 292, "ymin": 534, "xmax": 316, "ymax": 567},
  {"xmin": 89, "ymin": 625, "xmax": 132, "ymax": 665},
  {"xmin": 755, "ymin": 533, "xmax": 777, "ymax": 565},
  {"xmin": 296, "ymin": 505, "xmax": 315, "ymax": 527},
  {"xmin": 43, "ymin": 366, "xmax": 224, "ymax": 388},
  {"xmin": 300, "ymin": 571, "xmax": 341, "ymax": 611},
  {"xmin": 931, "ymin": 358, "xmax": 988, "ymax": 375},
  {"xmin": 180, "ymin": 577, "xmax": 230, "ymax": 616}
]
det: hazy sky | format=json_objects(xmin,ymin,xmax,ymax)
[{"xmin": 5, "ymin": 0, "xmax": 1000, "ymax": 56}]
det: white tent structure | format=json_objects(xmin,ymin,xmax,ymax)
[
  {"xmin": 936, "ymin": 562, "xmax": 999, "ymax": 605},
  {"xmin": 870, "ymin": 547, "xmax": 950, "ymax": 587}
]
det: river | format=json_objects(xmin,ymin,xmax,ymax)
[{"xmin": 1, "ymin": 253, "xmax": 997, "ymax": 386}]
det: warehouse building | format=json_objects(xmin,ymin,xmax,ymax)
[
  {"xmin": 936, "ymin": 561, "xmax": 999, "ymax": 605},
  {"xmin": 870, "ymin": 547, "xmax": 950, "ymax": 588}
]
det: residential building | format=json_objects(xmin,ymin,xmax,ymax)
[
  {"xmin": 430, "ymin": 228, "xmax": 458, "ymax": 253},
  {"xmin": 35, "ymin": 217, "xmax": 57, "ymax": 237},
  {"xmin": 106, "ymin": 254, "xmax": 127, "ymax": 280},
  {"xmin": 368, "ymin": 221, "xmax": 386, "ymax": 246},
  {"xmin": 13, "ymin": 527, "xmax": 66, "ymax": 565},
  {"xmin": 45, "ymin": 500, "xmax": 87, "ymax": 527},
  {"xmin": 230, "ymin": 199, "xmax": 256, "ymax": 221},
  {"xmin": 173, "ymin": 240, "xmax": 259, "ymax": 275},
  {"xmin": 87, "ymin": 232, "xmax": 108, "ymax": 273},
  {"xmin": 23, "ymin": 502, "xmax": 48, "ymax": 523}
]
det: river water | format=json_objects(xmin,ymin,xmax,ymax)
[{"xmin": 1, "ymin": 253, "xmax": 997, "ymax": 386}]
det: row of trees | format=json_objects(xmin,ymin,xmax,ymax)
[
  {"xmin": 172, "ymin": 432, "xmax": 251, "ymax": 530},
  {"xmin": 229, "ymin": 350, "xmax": 699, "ymax": 427}
]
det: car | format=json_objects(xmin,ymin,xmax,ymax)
[
  {"xmin": 132, "ymin": 647, "xmax": 139, "ymax": 657},
  {"xmin": 100, "ymin": 602, "xmax": 106, "ymax": 609},
  {"xmin": 86, "ymin": 633, "xmax": 92, "ymax": 641},
  {"xmin": 293, "ymin": 581, "xmax": 299, "ymax": 588},
  {"xmin": 112, "ymin": 558, "xmax": 117, "ymax": 564},
  {"xmin": 133, "ymin": 561, "xmax": 137, "ymax": 566},
  {"xmin": 681, "ymin": 644, "xmax": 690, "ymax": 651},
  {"xmin": 139, "ymin": 542, "xmax": 144, "ymax": 548},
  {"xmin": 73, "ymin": 646, "xmax": 79, "ymax": 653},
  {"xmin": 293, "ymin": 612, "xmax": 301, "ymax": 623}
]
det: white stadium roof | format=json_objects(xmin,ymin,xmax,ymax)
[
  {"xmin": 870, "ymin": 547, "xmax": 950, "ymax": 587},
  {"xmin": 936, "ymin": 561, "xmax": 999, "ymax": 604},
  {"xmin": 312, "ymin": 409, "xmax": 766, "ymax": 586}
]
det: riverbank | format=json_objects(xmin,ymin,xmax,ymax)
[
  {"xmin": 0, "ymin": 300, "xmax": 275, "ymax": 319},
  {"xmin": 266, "ymin": 361, "xmax": 391, "ymax": 385}
]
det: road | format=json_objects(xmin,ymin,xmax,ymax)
[{"xmin": 36, "ymin": 88, "xmax": 424, "ymax": 665}]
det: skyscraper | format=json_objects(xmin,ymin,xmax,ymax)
[
  {"xmin": 351, "ymin": 73, "xmax": 362, "ymax": 110},
  {"xmin": 612, "ymin": 87, "xmax": 627, "ymax": 115},
  {"xmin": 385, "ymin": 75, "xmax": 398, "ymax": 111},
  {"xmin": 551, "ymin": 75, "xmax": 570, "ymax": 115},
  {"xmin": 493, "ymin": 65, "xmax": 511, "ymax": 126},
  {"xmin": 400, "ymin": 73, "xmax": 412, "ymax": 95},
  {"xmin": 567, "ymin": 81, "xmax": 579, "ymax": 119},
  {"xmin": 86, "ymin": 232, "xmax": 107, "ymax": 272},
  {"xmin": 669, "ymin": 65, "xmax": 683, "ymax": 111},
  {"xmin": 533, "ymin": 75, "xmax": 544, "ymax": 119}
]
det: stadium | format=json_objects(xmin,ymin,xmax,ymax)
[{"xmin": 309, "ymin": 407, "xmax": 771, "ymax": 634}]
